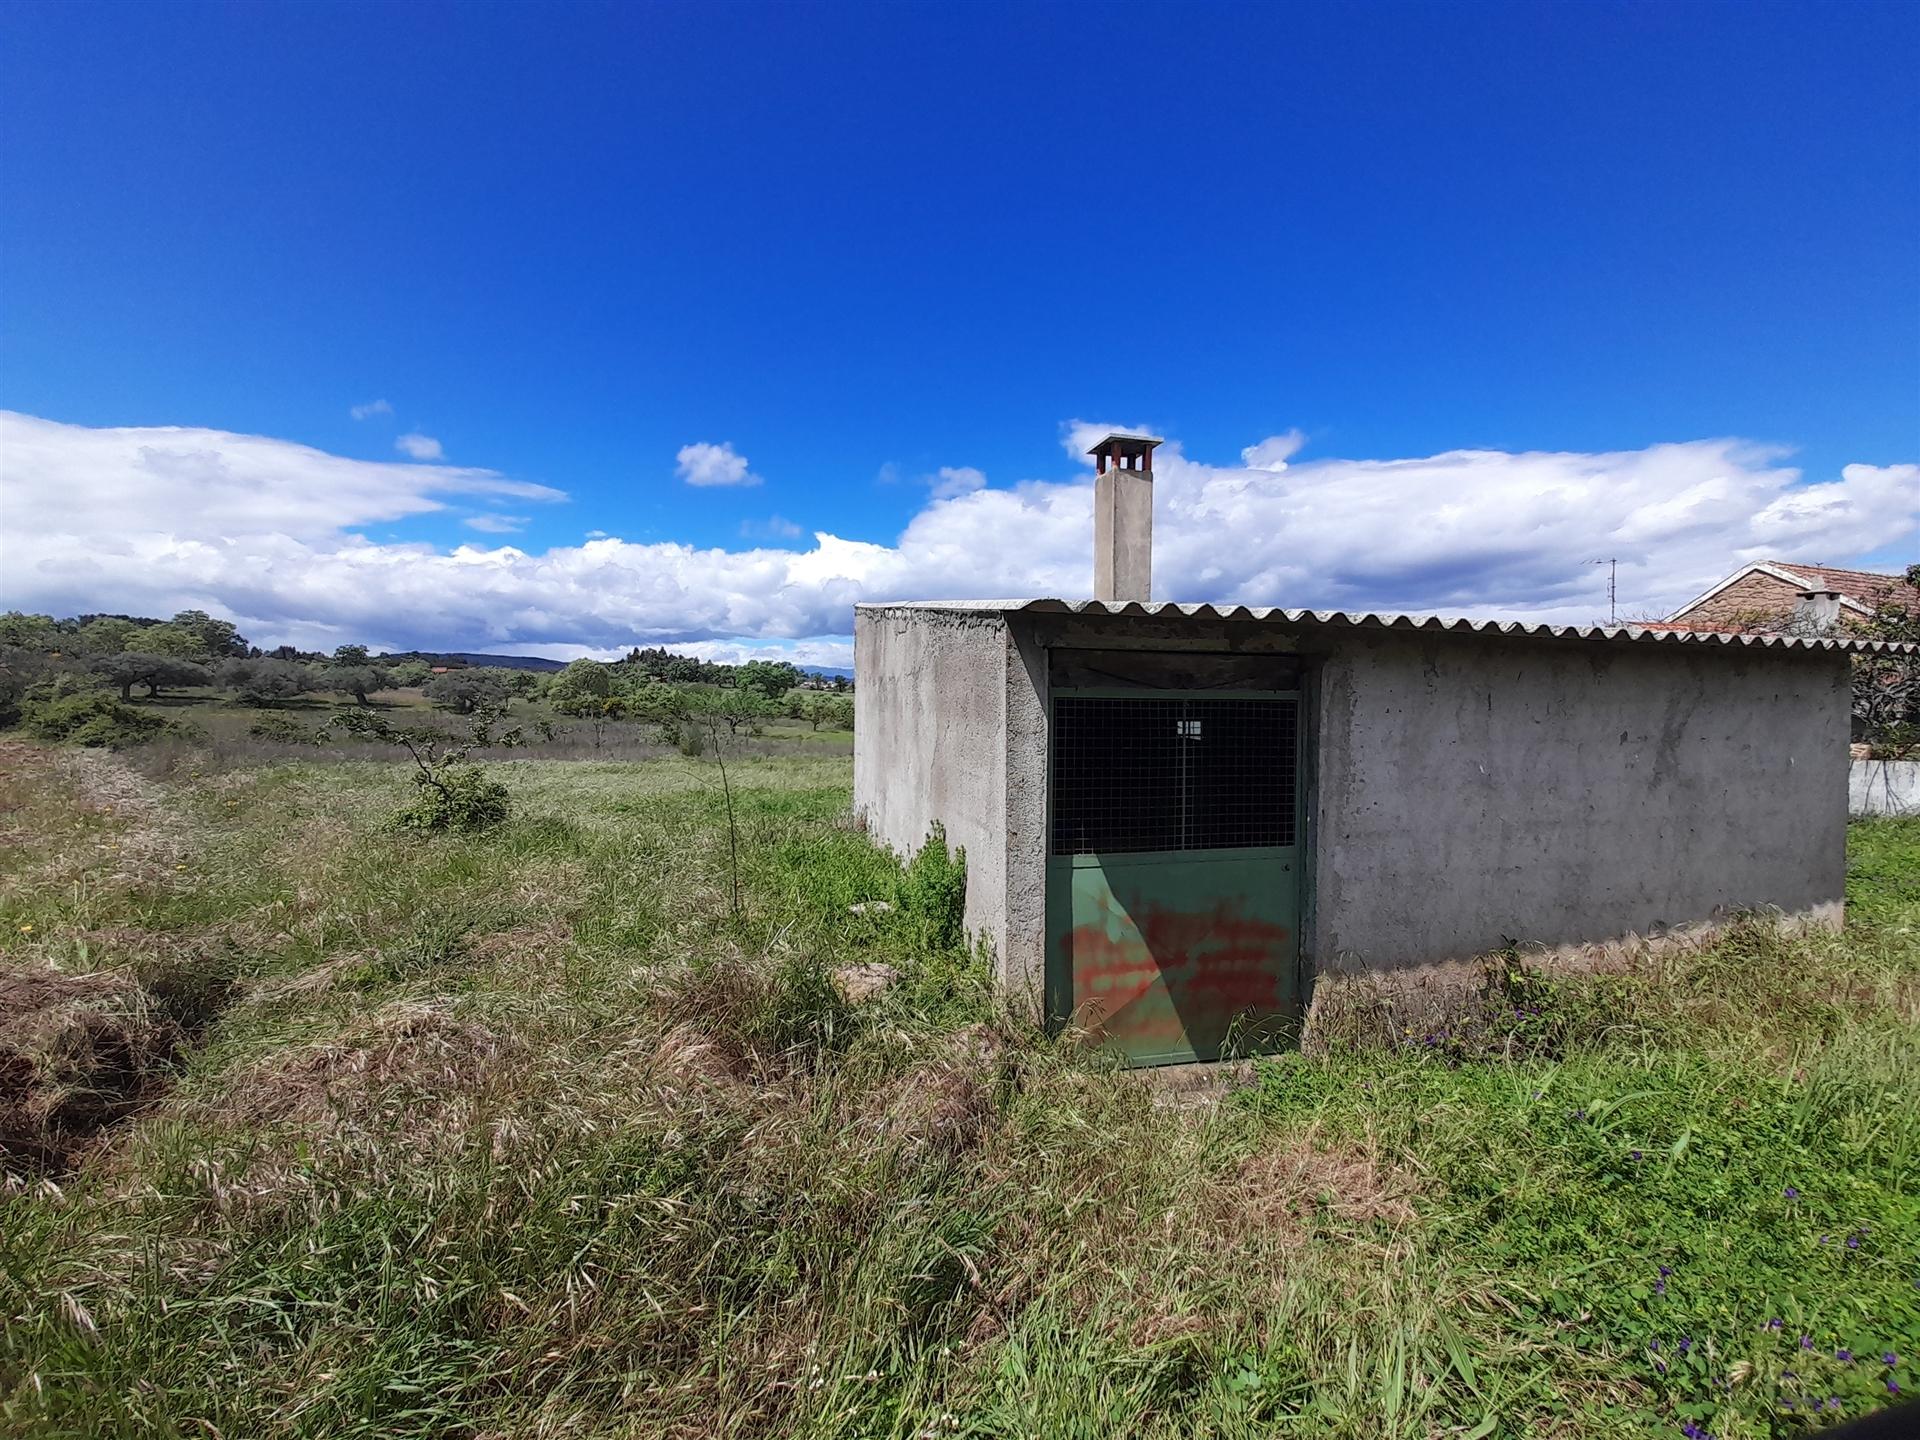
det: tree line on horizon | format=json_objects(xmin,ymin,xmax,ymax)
[{"xmin": 0, "ymin": 607, "xmax": 854, "ymax": 740}]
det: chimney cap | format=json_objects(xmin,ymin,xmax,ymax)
[{"xmin": 1086, "ymin": 432, "xmax": 1164, "ymax": 458}]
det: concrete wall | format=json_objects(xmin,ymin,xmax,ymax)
[
  {"xmin": 1851, "ymin": 759, "xmax": 1920, "ymax": 817},
  {"xmin": 853, "ymin": 607, "xmax": 1014, "ymax": 963},
  {"xmin": 862, "ymin": 605, "xmax": 1855, "ymax": 1020},
  {"xmin": 1312, "ymin": 631, "xmax": 1852, "ymax": 970}
]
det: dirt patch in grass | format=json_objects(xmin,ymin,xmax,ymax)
[
  {"xmin": 206, "ymin": 999, "xmax": 512, "ymax": 1135},
  {"xmin": 1218, "ymin": 1132, "xmax": 1418, "ymax": 1240},
  {"xmin": 0, "ymin": 963, "xmax": 184, "ymax": 1174}
]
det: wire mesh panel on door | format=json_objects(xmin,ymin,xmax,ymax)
[{"xmin": 1050, "ymin": 695, "xmax": 1298, "ymax": 855}]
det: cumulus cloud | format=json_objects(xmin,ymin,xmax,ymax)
[
  {"xmin": 929, "ymin": 466, "xmax": 986, "ymax": 500},
  {"xmin": 464, "ymin": 513, "xmax": 529, "ymax": 534},
  {"xmin": 1062, "ymin": 419, "xmax": 1161, "ymax": 462},
  {"xmin": 350, "ymin": 399, "xmax": 394, "ymax": 421},
  {"xmin": 396, "ymin": 432, "xmax": 444, "ymax": 461},
  {"xmin": 1, "ymin": 409, "xmax": 1913, "ymax": 658},
  {"xmin": 676, "ymin": 441, "xmax": 760, "ymax": 487},
  {"xmin": 1241, "ymin": 430, "xmax": 1307, "ymax": 471}
]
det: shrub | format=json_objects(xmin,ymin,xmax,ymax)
[
  {"xmin": 248, "ymin": 713, "xmax": 319, "ymax": 745},
  {"xmin": 391, "ymin": 763, "xmax": 511, "ymax": 833},
  {"xmin": 18, "ymin": 692, "xmax": 173, "ymax": 748},
  {"xmin": 424, "ymin": 671, "xmax": 509, "ymax": 714},
  {"xmin": 902, "ymin": 823, "xmax": 968, "ymax": 952},
  {"xmin": 218, "ymin": 657, "xmax": 318, "ymax": 707}
]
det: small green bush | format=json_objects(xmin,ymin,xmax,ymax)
[
  {"xmin": 902, "ymin": 822, "xmax": 968, "ymax": 952},
  {"xmin": 391, "ymin": 763, "xmax": 511, "ymax": 833},
  {"xmin": 18, "ymin": 691, "xmax": 173, "ymax": 748}
]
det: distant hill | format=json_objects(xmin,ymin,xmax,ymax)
[{"xmin": 375, "ymin": 651, "xmax": 568, "ymax": 672}]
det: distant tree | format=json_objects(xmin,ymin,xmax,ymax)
[
  {"xmin": 683, "ymin": 685, "xmax": 775, "ymax": 737},
  {"xmin": 328, "ymin": 663, "xmax": 393, "ymax": 706},
  {"xmin": 0, "ymin": 613, "xmax": 63, "ymax": 651},
  {"xmin": 93, "ymin": 652, "xmax": 211, "ymax": 701},
  {"xmin": 1852, "ymin": 564, "xmax": 1920, "ymax": 756},
  {"xmin": 219, "ymin": 657, "xmax": 318, "ymax": 707},
  {"xmin": 734, "ymin": 659, "xmax": 802, "ymax": 701},
  {"xmin": 811, "ymin": 694, "xmax": 855, "ymax": 732},
  {"xmin": 504, "ymin": 670, "xmax": 546, "ymax": 698},
  {"xmin": 425, "ymin": 670, "xmax": 509, "ymax": 714},
  {"xmin": 76, "ymin": 617, "xmax": 143, "ymax": 655},
  {"xmin": 548, "ymin": 658, "xmax": 613, "ymax": 710},
  {"xmin": 178, "ymin": 610, "xmax": 248, "ymax": 659},
  {"xmin": 388, "ymin": 659, "xmax": 433, "ymax": 688},
  {"xmin": 332, "ymin": 644, "xmax": 371, "ymax": 666}
]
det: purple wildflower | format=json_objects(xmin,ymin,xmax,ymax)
[
  {"xmin": 1812, "ymin": 1399, "xmax": 1825, "ymax": 1412},
  {"xmin": 1650, "ymin": 1340, "xmax": 1660, "ymax": 1351},
  {"xmin": 1837, "ymin": 1349, "xmax": 1853, "ymax": 1363},
  {"xmin": 1767, "ymin": 1318, "xmax": 1783, "ymax": 1330},
  {"xmin": 1631, "ymin": 1149, "xmax": 1644, "ymax": 1162},
  {"xmin": 1891, "ymin": 1379, "xmax": 1902, "ymax": 1396},
  {"xmin": 1784, "ymin": 1186, "xmax": 1799, "ymax": 1198},
  {"xmin": 1801, "ymin": 1336, "xmax": 1816, "ymax": 1350},
  {"xmin": 1678, "ymin": 1336, "xmax": 1692, "ymax": 1355},
  {"xmin": 1655, "ymin": 1360, "xmax": 1667, "ymax": 1374},
  {"xmin": 1886, "ymin": 1353, "xmax": 1899, "ymax": 1366}
]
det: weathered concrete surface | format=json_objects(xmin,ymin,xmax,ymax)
[
  {"xmin": 1851, "ymin": 759, "xmax": 1920, "ymax": 817},
  {"xmin": 859, "ymin": 602, "xmax": 1855, "ymax": 1023},
  {"xmin": 853, "ymin": 607, "xmax": 1015, "ymax": 966},
  {"xmin": 1311, "ymin": 631, "xmax": 1850, "ymax": 970},
  {"xmin": 1093, "ymin": 469, "xmax": 1153, "ymax": 603}
]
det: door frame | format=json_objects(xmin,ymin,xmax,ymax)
[{"xmin": 1042, "ymin": 679, "xmax": 1311, "ymax": 1061}]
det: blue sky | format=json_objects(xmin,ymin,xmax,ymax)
[{"xmin": 2, "ymin": 0, "xmax": 1915, "ymax": 660}]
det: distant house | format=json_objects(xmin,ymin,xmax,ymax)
[{"xmin": 1664, "ymin": 560, "xmax": 1907, "ymax": 634}]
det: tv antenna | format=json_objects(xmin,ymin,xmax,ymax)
[{"xmin": 1590, "ymin": 558, "xmax": 1618, "ymax": 625}]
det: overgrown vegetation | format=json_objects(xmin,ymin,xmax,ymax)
[{"xmin": 0, "ymin": 738, "xmax": 1912, "ymax": 1438}]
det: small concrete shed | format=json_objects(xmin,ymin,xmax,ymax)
[{"xmin": 852, "ymin": 435, "xmax": 1911, "ymax": 1065}]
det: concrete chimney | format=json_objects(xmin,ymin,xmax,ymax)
[
  {"xmin": 1088, "ymin": 432, "xmax": 1162, "ymax": 602},
  {"xmin": 1791, "ymin": 589, "xmax": 1845, "ymax": 635}
]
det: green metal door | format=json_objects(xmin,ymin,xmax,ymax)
[{"xmin": 1045, "ymin": 689, "xmax": 1303, "ymax": 1066}]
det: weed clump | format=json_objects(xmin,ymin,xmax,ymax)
[
  {"xmin": 18, "ymin": 691, "xmax": 174, "ymax": 749},
  {"xmin": 392, "ymin": 762, "xmax": 511, "ymax": 833}
]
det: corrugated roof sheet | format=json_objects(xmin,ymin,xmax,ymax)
[{"xmin": 855, "ymin": 598, "xmax": 1920, "ymax": 655}]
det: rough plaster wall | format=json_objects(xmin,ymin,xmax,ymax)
[
  {"xmin": 1314, "ymin": 633, "xmax": 1851, "ymax": 971},
  {"xmin": 853, "ymin": 608, "xmax": 1011, "ymax": 965},
  {"xmin": 1001, "ymin": 627, "xmax": 1050, "ymax": 1008}
]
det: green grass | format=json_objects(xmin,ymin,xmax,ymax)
[{"xmin": 0, "ymin": 741, "xmax": 1915, "ymax": 1438}]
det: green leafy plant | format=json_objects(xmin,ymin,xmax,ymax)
[
  {"xmin": 330, "ymin": 701, "xmax": 529, "ymax": 832},
  {"xmin": 18, "ymin": 690, "xmax": 174, "ymax": 748}
]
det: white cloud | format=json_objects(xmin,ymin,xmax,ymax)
[
  {"xmin": 350, "ymin": 399, "xmax": 394, "ymax": 421},
  {"xmin": 1241, "ymin": 430, "xmax": 1307, "ymax": 471},
  {"xmin": 464, "ymin": 513, "xmax": 530, "ymax": 534},
  {"xmin": 585, "ymin": 528, "xmax": 609, "ymax": 539},
  {"xmin": 1, "ymin": 409, "xmax": 1913, "ymax": 657},
  {"xmin": 929, "ymin": 466, "xmax": 986, "ymax": 500},
  {"xmin": 677, "ymin": 440, "xmax": 760, "ymax": 487},
  {"xmin": 1063, "ymin": 419, "xmax": 1160, "ymax": 462},
  {"xmin": 396, "ymin": 433, "xmax": 444, "ymax": 461}
]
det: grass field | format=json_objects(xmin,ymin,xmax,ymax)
[{"xmin": 0, "ymin": 738, "xmax": 1915, "ymax": 1438}]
